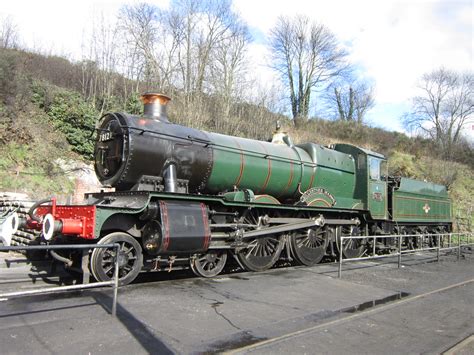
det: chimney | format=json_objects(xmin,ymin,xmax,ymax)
[{"xmin": 140, "ymin": 93, "xmax": 171, "ymax": 122}]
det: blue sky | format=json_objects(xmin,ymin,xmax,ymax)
[
  {"xmin": 1, "ymin": 0, "xmax": 472, "ymax": 138},
  {"xmin": 233, "ymin": 0, "xmax": 473, "ymax": 134}
]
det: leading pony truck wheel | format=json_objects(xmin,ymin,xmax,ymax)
[{"xmin": 90, "ymin": 232, "xmax": 143, "ymax": 286}]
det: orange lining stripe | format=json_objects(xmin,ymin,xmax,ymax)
[
  {"xmin": 257, "ymin": 142, "xmax": 272, "ymax": 193},
  {"xmin": 308, "ymin": 166, "xmax": 316, "ymax": 189},
  {"xmin": 288, "ymin": 162, "xmax": 294, "ymax": 188},
  {"xmin": 280, "ymin": 161, "xmax": 294, "ymax": 195},
  {"xmin": 395, "ymin": 213, "xmax": 450, "ymax": 218},
  {"xmin": 234, "ymin": 139, "xmax": 245, "ymax": 187},
  {"xmin": 255, "ymin": 195, "xmax": 281, "ymax": 204},
  {"xmin": 278, "ymin": 151, "xmax": 295, "ymax": 198},
  {"xmin": 200, "ymin": 203, "xmax": 210, "ymax": 249},
  {"xmin": 394, "ymin": 195, "xmax": 450, "ymax": 204},
  {"xmin": 308, "ymin": 198, "xmax": 332, "ymax": 207}
]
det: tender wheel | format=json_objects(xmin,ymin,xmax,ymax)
[
  {"xmin": 190, "ymin": 250, "xmax": 228, "ymax": 278},
  {"xmin": 290, "ymin": 226, "xmax": 328, "ymax": 266},
  {"xmin": 90, "ymin": 232, "xmax": 143, "ymax": 286},
  {"xmin": 401, "ymin": 228, "xmax": 414, "ymax": 250},
  {"xmin": 337, "ymin": 226, "xmax": 366, "ymax": 259},
  {"xmin": 236, "ymin": 236, "xmax": 284, "ymax": 272}
]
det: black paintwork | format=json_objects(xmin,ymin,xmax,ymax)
[{"xmin": 95, "ymin": 113, "xmax": 213, "ymax": 192}]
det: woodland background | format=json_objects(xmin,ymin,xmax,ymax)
[{"xmin": 0, "ymin": 1, "xmax": 472, "ymax": 226}]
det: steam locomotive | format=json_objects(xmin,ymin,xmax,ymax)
[{"xmin": 2, "ymin": 93, "xmax": 452, "ymax": 285}]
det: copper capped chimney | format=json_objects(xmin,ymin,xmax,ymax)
[{"xmin": 140, "ymin": 93, "xmax": 171, "ymax": 122}]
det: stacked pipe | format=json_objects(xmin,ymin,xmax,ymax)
[{"xmin": 0, "ymin": 193, "xmax": 41, "ymax": 249}]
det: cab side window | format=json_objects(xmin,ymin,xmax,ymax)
[{"xmin": 369, "ymin": 157, "xmax": 380, "ymax": 180}]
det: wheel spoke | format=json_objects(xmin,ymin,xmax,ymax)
[
  {"xmin": 90, "ymin": 233, "xmax": 143, "ymax": 285},
  {"xmin": 190, "ymin": 251, "xmax": 227, "ymax": 278},
  {"xmin": 246, "ymin": 244, "xmax": 257, "ymax": 258},
  {"xmin": 290, "ymin": 227, "xmax": 328, "ymax": 266},
  {"xmin": 237, "ymin": 236, "xmax": 284, "ymax": 272}
]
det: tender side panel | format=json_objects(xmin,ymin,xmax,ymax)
[
  {"xmin": 392, "ymin": 192, "xmax": 451, "ymax": 223},
  {"xmin": 392, "ymin": 177, "xmax": 451, "ymax": 223},
  {"xmin": 396, "ymin": 177, "xmax": 449, "ymax": 198}
]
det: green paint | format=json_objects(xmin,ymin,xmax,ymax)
[
  {"xmin": 207, "ymin": 138, "xmax": 362, "ymax": 208},
  {"xmin": 368, "ymin": 180, "xmax": 387, "ymax": 219},
  {"xmin": 392, "ymin": 178, "xmax": 451, "ymax": 222},
  {"xmin": 223, "ymin": 190, "xmax": 255, "ymax": 202},
  {"xmin": 206, "ymin": 133, "xmax": 311, "ymax": 199}
]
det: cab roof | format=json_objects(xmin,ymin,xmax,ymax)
[{"xmin": 332, "ymin": 143, "xmax": 386, "ymax": 160}]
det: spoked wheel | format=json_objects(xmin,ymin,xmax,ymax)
[
  {"xmin": 236, "ymin": 235, "xmax": 285, "ymax": 272},
  {"xmin": 402, "ymin": 228, "xmax": 415, "ymax": 250},
  {"xmin": 428, "ymin": 228, "xmax": 445, "ymax": 248},
  {"xmin": 90, "ymin": 232, "xmax": 143, "ymax": 286},
  {"xmin": 417, "ymin": 228, "xmax": 432, "ymax": 249},
  {"xmin": 290, "ymin": 226, "xmax": 329, "ymax": 266},
  {"xmin": 190, "ymin": 250, "xmax": 228, "ymax": 277},
  {"xmin": 337, "ymin": 226, "xmax": 366, "ymax": 259},
  {"xmin": 437, "ymin": 227, "xmax": 447, "ymax": 248}
]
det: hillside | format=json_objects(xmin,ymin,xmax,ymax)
[{"xmin": 0, "ymin": 47, "xmax": 472, "ymax": 225}]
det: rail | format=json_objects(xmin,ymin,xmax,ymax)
[
  {"xmin": 338, "ymin": 232, "xmax": 474, "ymax": 278},
  {"xmin": 0, "ymin": 243, "xmax": 120, "ymax": 316}
]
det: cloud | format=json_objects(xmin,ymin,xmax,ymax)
[
  {"xmin": 2, "ymin": 0, "xmax": 471, "ymax": 133},
  {"xmin": 1, "ymin": 0, "xmax": 169, "ymax": 57},
  {"xmin": 234, "ymin": 0, "xmax": 473, "ymax": 129}
]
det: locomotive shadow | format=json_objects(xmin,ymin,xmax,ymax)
[
  {"xmin": 91, "ymin": 292, "xmax": 175, "ymax": 354},
  {"xmin": 0, "ymin": 301, "xmax": 96, "ymax": 319},
  {"xmin": 0, "ymin": 251, "xmax": 79, "ymax": 287}
]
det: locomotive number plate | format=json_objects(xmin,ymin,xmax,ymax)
[
  {"xmin": 372, "ymin": 192, "xmax": 383, "ymax": 201},
  {"xmin": 99, "ymin": 131, "xmax": 113, "ymax": 142}
]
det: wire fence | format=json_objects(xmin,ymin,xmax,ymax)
[
  {"xmin": 0, "ymin": 243, "xmax": 120, "ymax": 316},
  {"xmin": 338, "ymin": 232, "xmax": 474, "ymax": 278}
]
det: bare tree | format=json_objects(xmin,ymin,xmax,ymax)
[
  {"xmin": 209, "ymin": 20, "xmax": 250, "ymax": 124},
  {"xmin": 0, "ymin": 16, "xmax": 19, "ymax": 49},
  {"xmin": 171, "ymin": 1, "xmax": 237, "ymax": 96},
  {"xmin": 269, "ymin": 15, "xmax": 348, "ymax": 127},
  {"xmin": 404, "ymin": 68, "xmax": 474, "ymax": 158},
  {"xmin": 118, "ymin": 3, "xmax": 159, "ymax": 88},
  {"xmin": 80, "ymin": 13, "xmax": 120, "ymax": 114},
  {"xmin": 328, "ymin": 80, "xmax": 375, "ymax": 123}
]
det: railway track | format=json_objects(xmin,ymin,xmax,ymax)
[
  {"xmin": 225, "ymin": 277, "xmax": 474, "ymax": 354},
  {"xmin": 0, "ymin": 250, "xmax": 472, "ymax": 353},
  {"xmin": 0, "ymin": 246, "xmax": 465, "ymax": 292}
]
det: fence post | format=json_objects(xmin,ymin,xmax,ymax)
[
  {"xmin": 398, "ymin": 234, "xmax": 402, "ymax": 268},
  {"xmin": 112, "ymin": 243, "xmax": 120, "ymax": 317},
  {"xmin": 437, "ymin": 234, "xmax": 440, "ymax": 262},
  {"xmin": 457, "ymin": 233, "xmax": 461, "ymax": 260},
  {"xmin": 372, "ymin": 235, "xmax": 376, "ymax": 257},
  {"xmin": 338, "ymin": 237, "xmax": 343, "ymax": 278}
]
